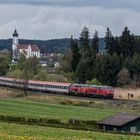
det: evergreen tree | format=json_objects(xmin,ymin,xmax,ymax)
[
  {"xmin": 76, "ymin": 58, "xmax": 93, "ymax": 83},
  {"xmin": 91, "ymin": 30, "xmax": 99, "ymax": 59},
  {"xmin": 105, "ymin": 27, "xmax": 115, "ymax": 55},
  {"xmin": 98, "ymin": 53, "xmax": 120, "ymax": 86},
  {"xmin": 70, "ymin": 36, "xmax": 80, "ymax": 72},
  {"xmin": 114, "ymin": 37, "xmax": 120, "ymax": 55},
  {"xmin": 120, "ymin": 26, "xmax": 135, "ymax": 58},
  {"xmin": 80, "ymin": 27, "xmax": 91, "ymax": 59},
  {"xmin": 124, "ymin": 53, "xmax": 140, "ymax": 87}
]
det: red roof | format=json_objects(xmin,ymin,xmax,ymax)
[{"xmin": 16, "ymin": 45, "xmax": 40, "ymax": 52}]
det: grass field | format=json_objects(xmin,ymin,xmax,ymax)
[
  {"xmin": 0, "ymin": 122, "xmax": 140, "ymax": 140},
  {"xmin": 0, "ymin": 99, "xmax": 118, "ymax": 121},
  {"xmin": 0, "ymin": 87, "xmax": 140, "ymax": 139}
]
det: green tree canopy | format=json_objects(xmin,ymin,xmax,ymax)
[{"xmin": 80, "ymin": 27, "xmax": 91, "ymax": 59}]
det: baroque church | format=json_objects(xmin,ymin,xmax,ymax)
[{"xmin": 12, "ymin": 29, "xmax": 40, "ymax": 64}]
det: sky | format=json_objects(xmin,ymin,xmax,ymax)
[{"xmin": 0, "ymin": 0, "xmax": 140, "ymax": 40}]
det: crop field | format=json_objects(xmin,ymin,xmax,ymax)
[
  {"xmin": 0, "ymin": 99, "xmax": 118, "ymax": 121},
  {"xmin": 0, "ymin": 122, "xmax": 140, "ymax": 140}
]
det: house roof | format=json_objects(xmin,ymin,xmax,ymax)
[
  {"xmin": 96, "ymin": 112, "xmax": 140, "ymax": 126},
  {"xmin": 16, "ymin": 44, "xmax": 40, "ymax": 52}
]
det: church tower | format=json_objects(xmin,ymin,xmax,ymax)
[{"xmin": 12, "ymin": 29, "xmax": 19, "ymax": 63}]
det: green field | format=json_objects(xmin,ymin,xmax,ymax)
[
  {"xmin": 0, "ymin": 99, "xmax": 118, "ymax": 121},
  {"xmin": 0, "ymin": 89, "xmax": 140, "ymax": 140},
  {"xmin": 0, "ymin": 122, "xmax": 140, "ymax": 140}
]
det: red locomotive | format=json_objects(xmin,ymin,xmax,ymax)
[{"xmin": 69, "ymin": 84, "xmax": 114, "ymax": 99}]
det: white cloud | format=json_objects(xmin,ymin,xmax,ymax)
[{"xmin": 0, "ymin": 4, "xmax": 140, "ymax": 39}]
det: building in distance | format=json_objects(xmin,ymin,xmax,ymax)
[{"xmin": 12, "ymin": 29, "xmax": 40, "ymax": 64}]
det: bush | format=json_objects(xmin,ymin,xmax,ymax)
[{"xmin": 86, "ymin": 78, "xmax": 101, "ymax": 85}]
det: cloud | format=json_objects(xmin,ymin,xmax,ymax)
[
  {"xmin": 0, "ymin": 0, "xmax": 140, "ymax": 11},
  {"xmin": 0, "ymin": 4, "xmax": 140, "ymax": 39}
]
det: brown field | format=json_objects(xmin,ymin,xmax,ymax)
[
  {"xmin": 0, "ymin": 87, "xmax": 24, "ymax": 98},
  {"xmin": 114, "ymin": 88, "xmax": 140, "ymax": 100}
]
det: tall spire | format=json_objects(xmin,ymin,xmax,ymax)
[{"xmin": 13, "ymin": 29, "xmax": 18, "ymax": 37}]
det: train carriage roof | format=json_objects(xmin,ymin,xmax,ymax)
[
  {"xmin": 0, "ymin": 77, "xmax": 16, "ymax": 81},
  {"xmin": 45, "ymin": 81, "xmax": 71, "ymax": 86},
  {"xmin": 0, "ymin": 77, "xmax": 71, "ymax": 86},
  {"xmin": 29, "ymin": 80, "xmax": 71, "ymax": 86}
]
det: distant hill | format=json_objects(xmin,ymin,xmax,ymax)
[{"xmin": 0, "ymin": 38, "xmax": 105, "ymax": 53}]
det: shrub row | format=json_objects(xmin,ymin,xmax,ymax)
[
  {"xmin": 0, "ymin": 115, "xmax": 140, "ymax": 136},
  {"xmin": 0, "ymin": 115, "xmax": 63, "ymax": 126},
  {"xmin": 0, "ymin": 115, "xmax": 97, "ymax": 130}
]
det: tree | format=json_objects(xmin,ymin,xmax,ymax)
[
  {"xmin": 131, "ymin": 53, "xmax": 140, "ymax": 87},
  {"xmin": 119, "ymin": 26, "xmax": 135, "ymax": 58},
  {"xmin": 70, "ymin": 36, "xmax": 80, "ymax": 72},
  {"xmin": 80, "ymin": 27, "xmax": 91, "ymax": 59},
  {"xmin": 61, "ymin": 48, "xmax": 72, "ymax": 73},
  {"xmin": 117, "ymin": 68, "xmax": 131, "ymax": 86},
  {"xmin": 97, "ymin": 53, "xmax": 120, "ymax": 86},
  {"xmin": 76, "ymin": 58, "xmax": 93, "ymax": 83},
  {"xmin": 20, "ymin": 56, "xmax": 40, "ymax": 96},
  {"xmin": 21, "ymin": 68, "xmax": 29, "ymax": 96},
  {"xmin": 25, "ymin": 56, "xmax": 40, "ymax": 75},
  {"xmin": 18, "ymin": 54, "xmax": 26, "ymax": 70},
  {"xmin": 105, "ymin": 27, "xmax": 115, "ymax": 55},
  {"xmin": 91, "ymin": 30, "xmax": 99, "ymax": 59},
  {"xmin": 0, "ymin": 56, "xmax": 9, "ymax": 76}
]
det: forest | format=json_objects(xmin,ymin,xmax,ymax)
[{"xmin": 62, "ymin": 26, "xmax": 140, "ymax": 87}]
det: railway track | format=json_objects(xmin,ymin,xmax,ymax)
[{"xmin": 0, "ymin": 85, "xmax": 137, "ymax": 104}]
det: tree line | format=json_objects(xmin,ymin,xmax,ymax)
[{"xmin": 62, "ymin": 26, "xmax": 140, "ymax": 87}]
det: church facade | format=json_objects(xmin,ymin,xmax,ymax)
[{"xmin": 12, "ymin": 29, "xmax": 40, "ymax": 64}]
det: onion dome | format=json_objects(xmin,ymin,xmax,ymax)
[{"xmin": 13, "ymin": 29, "xmax": 18, "ymax": 37}]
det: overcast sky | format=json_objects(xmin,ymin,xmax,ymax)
[{"xmin": 0, "ymin": 0, "xmax": 140, "ymax": 40}]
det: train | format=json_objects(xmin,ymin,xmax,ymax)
[{"xmin": 0, "ymin": 77, "xmax": 114, "ymax": 99}]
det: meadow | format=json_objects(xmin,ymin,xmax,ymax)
[
  {"xmin": 0, "ymin": 98, "xmax": 117, "ymax": 122},
  {"xmin": 0, "ymin": 122, "xmax": 140, "ymax": 140},
  {"xmin": 0, "ymin": 87, "xmax": 140, "ymax": 140}
]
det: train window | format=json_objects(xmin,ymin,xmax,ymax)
[{"xmin": 30, "ymin": 83, "xmax": 43, "ymax": 87}]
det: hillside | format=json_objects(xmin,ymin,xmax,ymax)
[{"xmin": 0, "ymin": 38, "xmax": 105, "ymax": 53}]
